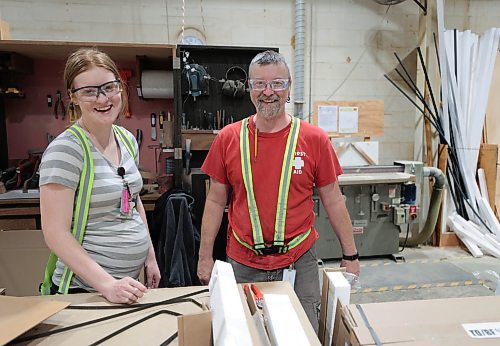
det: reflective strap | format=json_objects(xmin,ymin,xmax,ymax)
[
  {"xmin": 40, "ymin": 253, "xmax": 58, "ymax": 295},
  {"xmin": 113, "ymin": 125, "xmax": 137, "ymax": 160},
  {"xmin": 240, "ymin": 118, "xmax": 265, "ymax": 249},
  {"xmin": 274, "ymin": 117, "xmax": 300, "ymax": 245},
  {"xmin": 285, "ymin": 228, "xmax": 311, "ymax": 251},
  {"xmin": 232, "ymin": 228, "xmax": 311, "ymax": 255},
  {"xmin": 58, "ymin": 126, "xmax": 94, "ymax": 294},
  {"xmin": 232, "ymin": 229, "xmax": 260, "ymax": 255}
]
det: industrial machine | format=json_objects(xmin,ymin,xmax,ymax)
[{"xmin": 314, "ymin": 161, "xmax": 444, "ymax": 260}]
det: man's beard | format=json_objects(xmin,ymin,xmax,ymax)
[{"xmin": 256, "ymin": 96, "xmax": 282, "ymax": 118}]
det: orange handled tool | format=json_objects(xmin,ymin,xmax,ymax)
[{"xmin": 244, "ymin": 283, "xmax": 264, "ymax": 309}]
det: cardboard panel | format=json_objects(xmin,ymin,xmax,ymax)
[
  {"xmin": 0, "ymin": 296, "xmax": 69, "ymax": 345},
  {"xmin": 0, "ymin": 230, "xmax": 50, "ymax": 296},
  {"xmin": 14, "ymin": 286, "xmax": 210, "ymax": 345},
  {"xmin": 178, "ymin": 311, "xmax": 212, "ymax": 346},
  {"xmin": 342, "ymin": 296, "xmax": 500, "ymax": 345}
]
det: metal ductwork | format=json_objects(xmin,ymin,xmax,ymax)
[
  {"xmin": 401, "ymin": 167, "xmax": 446, "ymax": 247},
  {"xmin": 294, "ymin": 0, "xmax": 305, "ymax": 119}
]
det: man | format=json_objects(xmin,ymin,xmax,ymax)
[{"xmin": 197, "ymin": 50, "xmax": 359, "ymax": 331}]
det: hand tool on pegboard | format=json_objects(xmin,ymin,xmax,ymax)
[
  {"xmin": 54, "ymin": 90, "xmax": 66, "ymax": 120},
  {"xmin": 136, "ymin": 128, "xmax": 143, "ymax": 149},
  {"xmin": 159, "ymin": 111, "xmax": 165, "ymax": 147},
  {"xmin": 150, "ymin": 113, "xmax": 157, "ymax": 141}
]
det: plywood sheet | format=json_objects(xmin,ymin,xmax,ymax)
[
  {"xmin": 485, "ymin": 52, "xmax": 500, "ymax": 216},
  {"xmin": 312, "ymin": 100, "xmax": 384, "ymax": 138}
]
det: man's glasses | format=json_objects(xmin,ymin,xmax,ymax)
[
  {"xmin": 248, "ymin": 79, "xmax": 290, "ymax": 91},
  {"xmin": 71, "ymin": 80, "xmax": 122, "ymax": 102}
]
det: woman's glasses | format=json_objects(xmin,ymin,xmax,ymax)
[{"xmin": 71, "ymin": 80, "xmax": 122, "ymax": 102}]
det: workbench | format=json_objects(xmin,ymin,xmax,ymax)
[{"xmin": 0, "ymin": 190, "xmax": 161, "ymax": 230}]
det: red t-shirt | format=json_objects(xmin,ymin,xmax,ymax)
[{"xmin": 201, "ymin": 115, "xmax": 343, "ymax": 270}]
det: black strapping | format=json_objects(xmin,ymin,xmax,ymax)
[
  {"xmin": 13, "ymin": 288, "xmax": 208, "ymax": 344},
  {"xmin": 89, "ymin": 310, "xmax": 181, "ymax": 346}
]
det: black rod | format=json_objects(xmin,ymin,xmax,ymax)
[
  {"xmin": 416, "ymin": 46, "xmax": 441, "ymax": 128},
  {"xmin": 433, "ymin": 32, "xmax": 441, "ymax": 76},
  {"xmin": 393, "ymin": 52, "xmax": 441, "ymax": 127},
  {"xmin": 412, "ymin": 0, "xmax": 427, "ymax": 14}
]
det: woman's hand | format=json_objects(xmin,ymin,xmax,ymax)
[{"xmin": 100, "ymin": 277, "xmax": 147, "ymax": 304}]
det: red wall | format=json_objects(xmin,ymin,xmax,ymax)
[{"xmin": 4, "ymin": 58, "xmax": 173, "ymax": 174}]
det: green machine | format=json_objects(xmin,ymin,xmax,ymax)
[{"xmin": 314, "ymin": 161, "xmax": 445, "ymax": 260}]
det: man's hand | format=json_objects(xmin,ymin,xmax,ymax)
[
  {"xmin": 197, "ymin": 256, "xmax": 215, "ymax": 285},
  {"xmin": 145, "ymin": 256, "xmax": 161, "ymax": 289},
  {"xmin": 340, "ymin": 259, "xmax": 360, "ymax": 277},
  {"xmin": 100, "ymin": 277, "xmax": 147, "ymax": 304}
]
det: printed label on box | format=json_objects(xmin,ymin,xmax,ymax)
[{"xmin": 463, "ymin": 322, "xmax": 500, "ymax": 338}]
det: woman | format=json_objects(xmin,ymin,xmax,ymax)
[{"xmin": 39, "ymin": 47, "xmax": 160, "ymax": 304}]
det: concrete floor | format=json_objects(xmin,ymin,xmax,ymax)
[{"xmin": 321, "ymin": 246, "xmax": 500, "ymax": 304}]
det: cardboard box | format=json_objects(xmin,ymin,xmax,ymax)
[
  {"xmin": 318, "ymin": 267, "xmax": 347, "ymax": 345},
  {"xmin": 177, "ymin": 311, "xmax": 212, "ymax": 346},
  {"xmin": 178, "ymin": 281, "xmax": 321, "ymax": 346},
  {"xmin": 246, "ymin": 282, "xmax": 320, "ymax": 345},
  {"xmin": 338, "ymin": 295, "xmax": 500, "ymax": 345},
  {"xmin": 0, "ymin": 230, "xmax": 50, "ymax": 296}
]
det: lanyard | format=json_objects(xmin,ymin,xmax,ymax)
[{"xmin": 117, "ymin": 166, "xmax": 134, "ymax": 216}]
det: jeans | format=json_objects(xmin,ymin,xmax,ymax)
[{"xmin": 227, "ymin": 245, "xmax": 321, "ymax": 333}]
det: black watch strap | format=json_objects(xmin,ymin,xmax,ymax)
[{"xmin": 342, "ymin": 252, "xmax": 359, "ymax": 261}]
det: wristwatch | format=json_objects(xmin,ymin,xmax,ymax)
[{"xmin": 342, "ymin": 252, "xmax": 359, "ymax": 261}]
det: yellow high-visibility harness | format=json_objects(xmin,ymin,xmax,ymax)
[{"xmin": 233, "ymin": 116, "xmax": 311, "ymax": 255}]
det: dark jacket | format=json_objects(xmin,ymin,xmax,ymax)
[{"xmin": 152, "ymin": 188, "xmax": 200, "ymax": 287}]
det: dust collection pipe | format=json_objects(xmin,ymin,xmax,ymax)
[
  {"xmin": 401, "ymin": 167, "xmax": 446, "ymax": 247},
  {"xmin": 294, "ymin": 0, "xmax": 305, "ymax": 119}
]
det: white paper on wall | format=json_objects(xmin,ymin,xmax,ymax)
[
  {"xmin": 338, "ymin": 106, "xmax": 359, "ymax": 133},
  {"xmin": 318, "ymin": 105, "xmax": 338, "ymax": 132}
]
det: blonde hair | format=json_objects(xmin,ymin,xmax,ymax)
[{"xmin": 64, "ymin": 47, "xmax": 128, "ymax": 120}]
